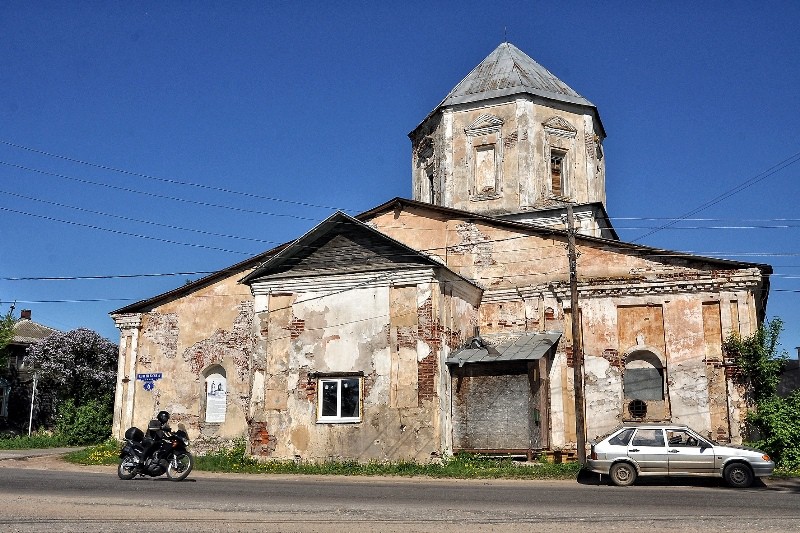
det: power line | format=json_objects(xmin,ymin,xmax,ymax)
[
  {"xmin": 0, "ymin": 162, "xmax": 324, "ymax": 222},
  {"xmin": 0, "ymin": 138, "xmax": 349, "ymax": 212},
  {"xmin": 0, "ymin": 189, "xmax": 282, "ymax": 245},
  {"xmin": 0, "ymin": 205, "xmax": 253, "ymax": 255},
  {"xmin": 631, "ymin": 149, "xmax": 800, "ymax": 242}
]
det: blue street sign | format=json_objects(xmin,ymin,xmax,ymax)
[{"xmin": 136, "ymin": 373, "xmax": 163, "ymax": 381}]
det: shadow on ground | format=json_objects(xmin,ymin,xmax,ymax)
[{"xmin": 574, "ymin": 468, "xmax": 792, "ymax": 491}]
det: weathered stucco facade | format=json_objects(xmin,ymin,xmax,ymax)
[
  {"xmin": 111, "ymin": 258, "xmax": 262, "ymax": 451},
  {"xmin": 360, "ymin": 200, "xmax": 767, "ymax": 446},
  {"xmin": 411, "ymin": 42, "xmax": 608, "ymax": 237},
  {"xmin": 110, "ymin": 42, "xmax": 771, "ymax": 460}
]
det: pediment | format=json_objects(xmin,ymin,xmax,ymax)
[
  {"xmin": 542, "ymin": 116, "xmax": 577, "ymax": 133},
  {"xmin": 466, "ymin": 114, "xmax": 504, "ymax": 132},
  {"xmin": 242, "ymin": 213, "xmax": 443, "ymax": 283}
]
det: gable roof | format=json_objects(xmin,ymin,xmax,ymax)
[
  {"xmin": 112, "ymin": 197, "xmax": 772, "ymax": 319},
  {"xmin": 12, "ymin": 319, "xmax": 58, "ymax": 346},
  {"xmin": 357, "ymin": 197, "xmax": 773, "ymax": 275},
  {"xmin": 110, "ymin": 245, "xmax": 287, "ymax": 315},
  {"xmin": 417, "ymin": 42, "xmax": 604, "ymax": 135},
  {"xmin": 241, "ymin": 211, "xmax": 480, "ymax": 290}
]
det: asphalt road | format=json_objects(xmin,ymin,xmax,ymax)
[{"xmin": 0, "ymin": 458, "xmax": 799, "ymax": 532}]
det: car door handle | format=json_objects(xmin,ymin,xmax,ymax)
[
  {"xmin": 629, "ymin": 449, "xmax": 640, "ymax": 452},
  {"xmin": 669, "ymin": 449, "xmax": 679, "ymax": 453}
]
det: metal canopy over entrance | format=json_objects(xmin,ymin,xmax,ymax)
[{"xmin": 446, "ymin": 332, "xmax": 561, "ymax": 367}]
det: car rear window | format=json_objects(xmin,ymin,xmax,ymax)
[{"xmin": 608, "ymin": 428, "xmax": 635, "ymax": 446}]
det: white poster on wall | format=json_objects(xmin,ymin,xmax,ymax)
[{"xmin": 205, "ymin": 372, "xmax": 227, "ymax": 423}]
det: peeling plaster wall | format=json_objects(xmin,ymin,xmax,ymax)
[
  {"xmin": 112, "ymin": 271, "xmax": 256, "ymax": 448},
  {"xmin": 411, "ymin": 97, "xmax": 605, "ymax": 216},
  {"xmin": 248, "ymin": 276, "xmax": 478, "ymax": 462},
  {"xmin": 366, "ymin": 207, "xmax": 767, "ymax": 448}
]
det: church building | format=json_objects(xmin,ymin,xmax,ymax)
[{"xmin": 110, "ymin": 43, "xmax": 770, "ymax": 461}]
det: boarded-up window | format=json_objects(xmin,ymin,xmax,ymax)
[
  {"xmin": 624, "ymin": 351, "xmax": 664, "ymax": 401},
  {"xmin": 451, "ymin": 362, "xmax": 540, "ymax": 450},
  {"xmin": 550, "ymin": 151, "xmax": 564, "ymax": 196},
  {"xmin": 475, "ymin": 144, "xmax": 497, "ymax": 194}
]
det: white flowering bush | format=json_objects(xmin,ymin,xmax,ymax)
[{"xmin": 25, "ymin": 328, "xmax": 118, "ymax": 442}]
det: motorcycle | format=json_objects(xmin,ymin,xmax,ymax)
[{"xmin": 118, "ymin": 421, "xmax": 194, "ymax": 481}]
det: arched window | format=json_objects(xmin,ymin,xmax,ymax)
[
  {"xmin": 623, "ymin": 351, "xmax": 664, "ymax": 402},
  {"xmin": 203, "ymin": 365, "xmax": 227, "ymax": 424}
]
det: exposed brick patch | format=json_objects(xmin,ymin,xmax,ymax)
[
  {"xmin": 602, "ymin": 348, "xmax": 623, "ymax": 369},
  {"xmin": 385, "ymin": 295, "xmax": 470, "ymax": 405},
  {"xmin": 143, "ymin": 312, "xmax": 179, "ymax": 358},
  {"xmin": 249, "ymin": 421, "xmax": 275, "ymax": 457},
  {"xmin": 418, "ymin": 353, "xmax": 436, "ymax": 403},
  {"xmin": 287, "ymin": 317, "xmax": 305, "ymax": 339},
  {"xmin": 503, "ymin": 131, "xmax": 518, "ymax": 149},
  {"xmin": 181, "ymin": 301, "xmax": 254, "ymax": 382},
  {"xmin": 451, "ymin": 223, "xmax": 495, "ymax": 266},
  {"xmin": 566, "ymin": 346, "xmax": 574, "ymax": 368},
  {"xmin": 497, "ymin": 318, "xmax": 526, "ymax": 328},
  {"xmin": 297, "ymin": 368, "xmax": 317, "ymax": 402},
  {"xmin": 396, "ymin": 326, "xmax": 417, "ymax": 349},
  {"xmin": 724, "ymin": 358, "xmax": 742, "ymax": 380}
]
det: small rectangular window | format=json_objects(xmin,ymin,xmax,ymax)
[
  {"xmin": 317, "ymin": 377, "xmax": 362, "ymax": 423},
  {"xmin": 550, "ymin": 151, "xmax": 565, "ymax": 196}
]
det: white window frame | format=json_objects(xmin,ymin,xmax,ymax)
[{"xmin": 317, "ymin": 376, "xmax": 362, "ymax": 424}]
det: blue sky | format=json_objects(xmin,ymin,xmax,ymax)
[{"xmin": 1, "ymin": 1, "xmax": 799, "ymax": 356}]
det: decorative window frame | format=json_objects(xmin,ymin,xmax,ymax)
[
  {"xmin": 316, "ymin": 374, "xmax": 363, "ymax": 424},
  {"xmin": 542, "ymin": 116, "xmax": 577, "ymax": 199},
  {"xmin": 465, "ymin": 114, "xmax": 504, "ymax": 201}
]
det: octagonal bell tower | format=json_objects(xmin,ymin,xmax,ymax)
[{"xmin": 410, "ymin": 43, "xmax": 612, "ymax": 238}]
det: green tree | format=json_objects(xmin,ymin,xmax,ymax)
[
  {"xmin": 724, "ymin": 317, "xmax": 799, "ymax": 470},
  {"xmin": 0, "ymin": 306, "xmax": 15, "ymax": 367}
]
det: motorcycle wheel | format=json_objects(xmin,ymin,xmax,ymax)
[
  {"xmin": 166, "ymin": 451, "xmax": 193, "ymax": 481},
  {"xmin": 117, "ymin": 457, "xmax": 138, "ymax": 480}
]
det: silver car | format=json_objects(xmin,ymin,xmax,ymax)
[{"xmin": 586, "ymin": 424, "xmax": 774, "ymax": 488}]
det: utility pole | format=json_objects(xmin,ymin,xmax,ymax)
[{"xmin": 566, "ymin": 204, "xmax": 587, "ymax": 464}]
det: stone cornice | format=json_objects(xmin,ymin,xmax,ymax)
[
  {"xmin": 111, "ymin": 313, "xmax": 142, "ymax": 330},
  {"xmin": 480, "ymin": 270, "xmax": 764, "ymax": 303}
]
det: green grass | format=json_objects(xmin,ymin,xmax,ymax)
[
  {"xmin": 0, "ymin": 432, "xmax": 69, "ymax": 450},
  {"xmin": 771, "ymin": 466, "xmax": 800, "ymax": 478},
  {"xmin": 66, "ymin": 439, "xmax": 583, "ymax": 479},
  {"xmin": 186, "ymin": 441, "xmax": 582, "ymax": 479},
  {"xmin": 62, "ymin": 440, "xmax": 800, "ymax": 480}
]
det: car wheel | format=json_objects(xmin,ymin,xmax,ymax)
[
  {"xmin": 609, "ymin": 462, "xmax": 637, "ymax": 487},
  {"xmin": 724, "ymin": 462, "xmax": 754, "ymax": 488}
]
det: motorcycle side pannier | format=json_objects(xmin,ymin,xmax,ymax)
[{"xmin": 125, "ymin": 427, "xmax": 144, "ymax": 442}]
